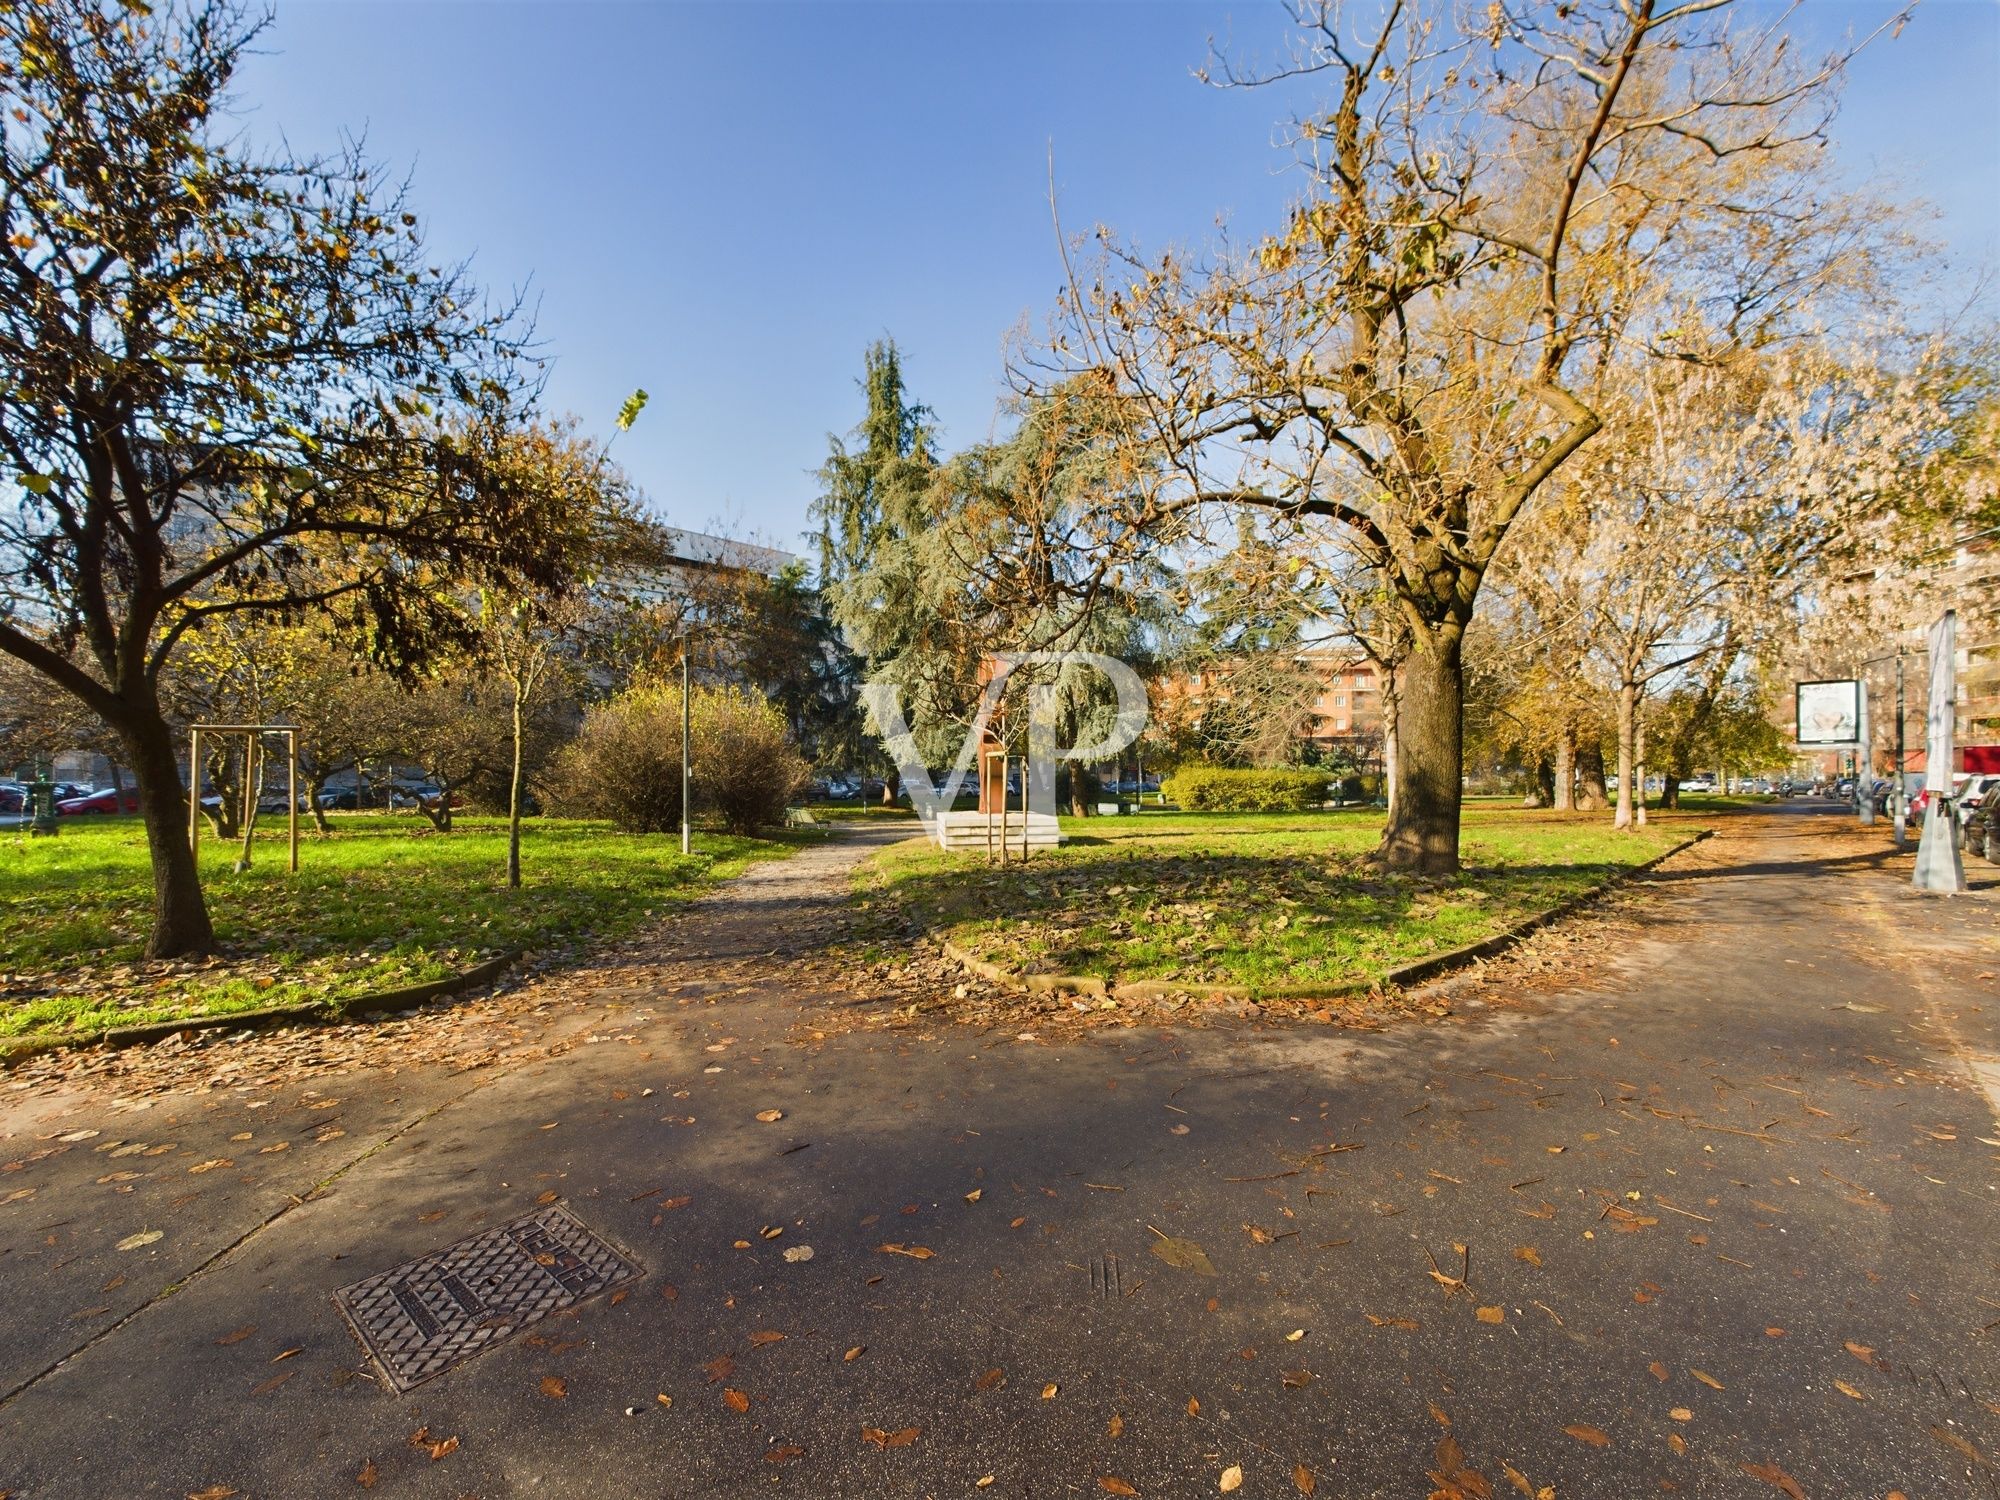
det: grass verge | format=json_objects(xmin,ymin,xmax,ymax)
[
  {"xmin": 857, "ymin": 806, "xmax": 1705, "ymax": 997},
  {"xmin": 0, "ymin": 812, "xmax": 808, "ymax": 1045}
]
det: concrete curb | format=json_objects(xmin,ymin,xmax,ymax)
[
  {"xmin": 0, "ymin": 950, "xmax": 521, "ymax": 1068},
  {"xmin": 940, "ymin": 829, "xmax": 1713, "ymax": 1007}
]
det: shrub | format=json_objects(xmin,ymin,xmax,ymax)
[
  {"xmin": 1160, "ymin": 765, "xmax": 1333, "ymax": 812},
  {"xmin": 690, "ymin": 687, "xmax": 811, "ymax": 834},
  {"xmin": 544, "ymin": 682, "xmax": 809, "ymax": 835}
]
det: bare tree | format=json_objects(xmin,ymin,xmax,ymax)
[{"xmin": 1040, "ymin": 0, "xmax": 1892, "ymax": 871}]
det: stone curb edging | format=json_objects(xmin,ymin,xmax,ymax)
[
  {"xmin": 941, "ymin": 828, "xmax": 1714, "ymax": 1008},
  {"xmin": 0, "ymin": 950, "xmax": 521, "ymax": 1068}
]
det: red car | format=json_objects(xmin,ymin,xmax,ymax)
[{"xmin": 56, "ymin": 786, "xmax": 141, "ymax": 814}]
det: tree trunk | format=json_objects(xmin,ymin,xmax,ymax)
[
  {"xmin": 1380, "ymin": 666, "xmax": 1401, "ymax": 822},
  {"xmin": 1661, "ymin": 775, "xmax": 1681, "ymax": 810},
  {"xmin": 1575, "ymin": 742, "xmax": 1608, "ymax": 811},
  {"xmin": 1614, "ymin": 680, "xmax": 1638, "ymax": 830},
  {"xmin": 108, "ymin": 761, "xmax": 129, "ymax": 811},
  {"xmin": 1375, "ymin": 633, "xmax": 1461, "ymax": 874},
  {"xmin": 507, "ymin": 686, "xmax": 526, "ymax": 889},
  {"xmin": 119, "ymin": 709, "xmax": 216, "ymax": 958},
  {"xmin": 1634, "ymin": 714, "xmax": 1648, "ymax": 828},
  {"xmin": 305, "ymin": 770, "xmax": 332, "ymax": 834},
  {"xmin": 1552, "ymin": 724, "xmax": 1575, "ymax": 811},
  {"xmin": 234, "ymin": 736, "xmax": 264, "ymax": 873}
]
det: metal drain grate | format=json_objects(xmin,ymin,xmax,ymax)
[{"xmin": 334, "ymin": 1205, "xmax": 642, "ymax": 1392}]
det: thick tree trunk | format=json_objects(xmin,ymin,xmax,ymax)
[
  {"xmin": 119, "ymin": 710, "xmax": 216, "ymax": 958},
  {"xmin": 1661, "ymin": 775, "xmax": 1681, "ymax": 810},
  {"xmin": 1575, "ymin": 742, "xmax": 1608, "ymax": 811},
  {"xmin": 1375, "ymin": 634, "xmax": 1461, "ymax": 874},
  {"xmin": 1614, "ymin": 680, "xmax": 1638, "ymax": 830},
  {"xmin": 1380, "ymin": 667, "xmax": 1400, "ymax": 821},
  {"xmin": 1552, "ymin": 724, "xmax": 1575, "ymax": 811},
  {"xmin": 1634, "ymin": 715, "xmax": 1648, "ymax": 828},
  {"xmin": 108, "ymin": 761, "xmax": 129, "ymax": 810}
]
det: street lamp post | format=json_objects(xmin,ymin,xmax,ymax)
[{"xmin": 681, "ymin": 638, "xmax": 692, "ymax": 857}]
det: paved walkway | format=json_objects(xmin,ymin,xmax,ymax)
[{"xmin": 0, "ymin": 806, "xmax": 1995, "ymax": 1498}]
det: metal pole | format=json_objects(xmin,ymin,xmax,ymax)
[
  {"xmin": 287, "ymin": 730, "xmax": 299, "ymax": 873},
  {"xmin": 1893, "ymin": 651, "xmax": 1906, "ymax": 850},
  {"xmin": 680, "ymin": 641, "xmax": 692, "ymax": 857},
  {"xmin": 1856, "ymin": 675, "xmax": 1874, "ymax": 826},
  {"xmin": 187, "ymin": 727, "xmax": 199, "ymax": 858}
]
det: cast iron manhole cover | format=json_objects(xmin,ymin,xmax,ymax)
[{"xmin": 334, "ymin": 1205, "xmax": 642, "ymax": 1392}]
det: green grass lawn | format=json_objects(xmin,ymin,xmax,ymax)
[
  {"xmin": 858, "ymin": 805, "xmax": 1706, "ymax": 996},
  {"xmin": 0, "ymin": 813, "xmax": 807, "ymax": 1045}
]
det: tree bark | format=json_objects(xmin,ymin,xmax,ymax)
[
  {"xmin": 1614, "ymin": 680, "xmax": 1638, "ymax": 831},
  {"xmin": 507, "ymin": 686, "xmax": 526, "ymax": 888},
  {"xmin": 1552, "ymin": 724, "xmax": 1575, "ymax": 811},
  {"xmin": 1661, "ymin": 775, "xmax": 1681, "ymax": 810},
  {"xmin": 1375, "ymin": 633, "xmax": 1461, "ymax": 874},
  {"xmin": 119, "ymin": 709, "xmax": 216, "ymax": 958},
  {"xmin": 1575, "ymin": 742, "xmax": 1608, "ymax": 811},
  {"xmin": 1634, "ymin": 714, "xmax": 1648, "ymax": 828},
  {"xmin": 1380, "ymin": 666, "xmax": 1401, "ymax": 822},
  {"xmin": 305, "ymin": 769, "xmax": 333, "ymax": 834}
]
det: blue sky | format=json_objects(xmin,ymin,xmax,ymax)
[{"xmin": 240, "ymin": 1, "xmax": 2000, "ymax": 556}]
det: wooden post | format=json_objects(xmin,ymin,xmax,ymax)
[{"xmin": 287, "ymin": 730, "xmax": 299, "ymax": 873}]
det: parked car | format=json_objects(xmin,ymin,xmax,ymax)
[
  {"xmin": 314, "ymin": 787, "xmax": 362, "ymax": 811},
  {"xmin": 56, "ymin": 785, "xmax": 140, "ymax": 814},
  {"xmin": 1961, "ymin": 784, "xmax": 2000, "ymax": 861},
  {"xmin": 1680, "ymin": 777, "xmax": 1715, "ymax": 794}
]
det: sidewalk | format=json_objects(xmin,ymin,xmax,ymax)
[{"xmin": 1, "ymin": 808, "xmax": 1994, "ymax": 1498}]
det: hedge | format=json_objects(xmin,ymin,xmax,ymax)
[{"xmin": 1159, "ymin": 766, "xmax": 1334, "ymax": 811}]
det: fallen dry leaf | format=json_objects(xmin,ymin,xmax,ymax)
[
  {"xmin": 540, "ymin": 1376, "xmax": 567, "ymax": 1399},
  {"xmin": 1843, "ymin": 1339, "xmax": 1875, "ymax": 1364},
  {"xmin": 876, "ymin": 1243, "xmax": 935, "ymax": 1260},
  {"xmin": 116, "ymin": 1230, "xmax": 162, "ymax": 1251},
  {"xmin": 1564, "ymin": 1424, "xmax": 1611, "ymax": 1448},
  {"xmin": 1042, "ymin": 1383, "xmax": 1060, "ymax": 1400},
  {"xmin": 356, "ymin": 1458, "xmax": 377, "ymax": 1489},
  {"xmin": 1691, "ymin": 1370, "xmax": 1725, "ymax": 1391},
  {"xmin": 755, "ymin": 1110, "xmax": 784, "ymax": 1123},
  {"xmin": 1099, "ymin": 1480, "xmax": 1138, "ymax": 1497},
  {"xmin": 1739, "ymin": 1461, "xmax": 1806, "ymax": 1499},
  {"xmin": 1148, "ymin": 1235, "xmax": 1217, "ymax": 1275},
  {"xmin": 1648, "ymin": 1361, "xmax": 1669, "ymax": 1382},
  {"xmin": 860, "ymin": 1425, "xmax": 919, "ymax": 1449},
  {"xmin": 844, "ymin": 1346, "xmax": 865, "ymax": 1362},
  {"xmin": 426, "ymin": 1436, "xmax": 458, "ymax": 1461},
  {"xmin": 722, "ymin": 1388, "xmax": 751, "ymax": 1413},
  {"xmin": 749, "ymin": 1330, "xmax": 786, "ymax": 1347},
  {"xmin": 703, "ymin": 1355, "xmax": 735, "ymax": 1384},
  {"xmin": 1108, "ymin": 1413, "xmax": 1124, "ymax": 1438},
  {"xmin": 1515, "ymin": 1246, "xmax": 1541, "ymax": 1267},
  {"xmin": 974, "ymin": 1367, "xmax": 1006, "ymax": 1392},
  {"xmin": 1669, "ymin": 1407, "xmax": 1692, "ymax": 1422},
  {"xmin": 1220, "ymin": 1464, "xmax": 1243, "ymax": 1493},
  {"xmin": 965, "ymin": 1188, "xmax": 982, "ymax": 1202},
  {"xmin": 1476, "ymin": 1305, "xmax": 1505, "ymax": 1325},
  {"xmin": 213, "ymin": 1326, "xmax": 255, "ymax": 1347},
  {"xmin": 1366, "ymin": 1313, "xmax": 1419, "ymax": 1330},
  {"xmin": 1293, "ymin": 1462, "xmax": 1316, "ymax": 1494},
  {"xmin": 187, "ymin": 1489, "xmax": 238, "ymax": 1500},
  {"xmin": 1833, "ymin": 1379, "xmax": 1866, "ymax": 1401},
  {"xmin": 767, "ymin": 1444, "xmax": 804, "ymax": 1464}
]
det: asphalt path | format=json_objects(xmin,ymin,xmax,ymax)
[{"xmin": 0, "ymin": 803, "xmax": 1994, "ymax": 1499}]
